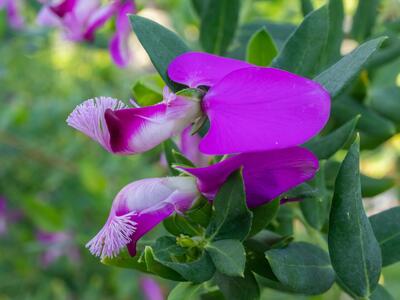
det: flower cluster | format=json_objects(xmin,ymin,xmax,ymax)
[
  {"xmin": 37, "ymin": 0, "xmax": 135, "ymax": 67},
  {"xmin": 67, "ymin": 52, "xmax": 330, "ymax": 259}
]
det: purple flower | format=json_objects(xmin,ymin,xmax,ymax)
[
  {"xmin": 140, "ymin": 277, "xmax": 165, "ymax": 300},
  {"xmin": 86, "ymin": 147, "xmax": 317, "ymax": 258},
  {"xmin": 37, "ymin": 231, "xmax": 80, "ymax": 267},
  {"xmin": 86, "ymin": 177, "xmax": 200, "ymax": 258},
  {"xmin": 0, "ymin": 0, "xmax": 24, "ymax": 29},
  {"xmin": 68, "ymin": 52, "xmax": 330, "ymax": 156},
  {"xmin": 37, "ymin": 0, "xmax": 135, "ymax": 67},
  {"xmin": 178, "ymin": 147, "xmax": 318, "ymax": 208},
  {"xmin": 67, "ymin": 91, "xmax": 201, "ymax": 155},
  {"xmin": 168, "ymin": 52, "xmax": 331, "ymax": 155}
]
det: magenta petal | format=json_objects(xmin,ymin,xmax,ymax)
[
  {"xmin": 200, "ymin": 67, "xmax": 331, "ymax": 155},
  {"xmin": 50, "ymin": 0, "xmax": 76, "ymax": 17},
  {"xmin": 84, "ymin": 2, "xmax": 116, "ymax": 41},
  {"xmin": 108, "ymin": 0, "xmax": 135, "ymax": 67},
  {"xmin": 167, "ymin": 52, "xmax": 252, "ymax": 88},
  {"xmin": 179, "ymin": 147, "xmax": 318, "ymax": 208}
]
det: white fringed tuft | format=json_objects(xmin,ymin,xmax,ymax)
[
  {"xmin": 66, "ymin": 97, "xmax": 127, "ymax": 152},
  {"xmin": 86, "ymin": 211, "xmax": 137, "ymax": 259}
]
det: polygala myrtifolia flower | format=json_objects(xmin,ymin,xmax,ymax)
[
  {"xmin": 68, "ymin": 52, "xmax": 330, "ymax": 155},
  {"xmin": 86, "ymin": 147, "xmax": 318, "ymax": 259},
  {"xmin": 0, "ymin": 0, "xmax": 24, "ymax": 29},
  {"xmin": 67, "ymin": 88, "xmax": 202, "ymax": 154},
  {"xmin": 37, "ymin": 0, "xmax": 135, "ymax": 67}
]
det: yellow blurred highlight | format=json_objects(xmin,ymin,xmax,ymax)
[
  {"xmin": 396, "ymin": 73, "xmax": 400, "ymax": 87},
  {"xmin": 344, "ymin": 0, "xmax": 358, "ymax": 14},
  {"xmin": 341, "ymin": 39, "xmax": 359, "ymax": 55},
  {"xmin": 361, "ymin": 134, "xmax": 400, "ymax": 178}
]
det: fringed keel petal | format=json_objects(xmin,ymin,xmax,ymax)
[{"xmin": 86, "ymin": 212, "xmax": 137, "ymax": 259}]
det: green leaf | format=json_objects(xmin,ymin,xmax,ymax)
[
  {"xmin": 215, "ymin": 270, "xmax": 260, "ymax": 300},
  {"xmin": 245, "ymin": 239, "xmax": 277, "ymax": 280},
  {"xmin": 300, "ymin": 0, "xmax": 314, "ymax": 17},
  {"xmin": 298, "ymin": 175, "xmax": 331, "ymax": 231},
  {"xmin": 304, "ymin": 116, "xmax": 359, "ymax": 159},
  {"xmin": 163, "ymin": 213, "xmax": 202, "ymax": 237},
  {"xmin": 272, "ymin": 205, "xmax": 294, "ymax": 236},
  {"xmin": 164, "ymin": 197, "xmax": 212, "ymax": 236},
  {"xmin": 324, "ymin": 0, "xmax": 344, "ymax": 66},
  {"xmin": 249, "ymin": 198, "xmax": 279, "ymax": 236},
  {"xmin": 246, "ymin": 28, "xmax": 278, "ymax": 66},
  {"xmin": 370, "ymin": 284, "xmax": 395, "ymax": 300},
  {"xmin": 191, "ymin": 0, "xmax": 209, "ymax": 17},
  {"xmin": 199, "ymin": 0, "xmax": 240, "ymax": 55},
  {"xmin": 172, "ymin": 150, "xmax": 196, "ymax": 168},
  {"xmin": 351, "ymin": 0, "xmax": 379, "ymax": 42},
  {"xmin": 367, "ymin": 37, "xmax": 400, "ymax": 69},
  {"xmin": 164, "ymin": 198, "xmax": 211, "ymax": 236},
  {"xmin": 272, "ymin": 5, "xmax": 329, "ymax": 77},
  {"xmin": 152, "ymin": 237, "xmax": 216, "ymax": 283},
  {"xmin": 162, "ymin": 139, "xmax": 180, "ymax": 176},
  {"xmin": 200, "ymin": 290, "xmax": 225, "ymax": 300},
  {"xmin": 328, "ymin": 137, "xmax": 382, "ymax": 298},
  {"xmin": 315, "ymin": 37, "xmax": 387, "ymax": 98},
  {"xmin": 370, "ymin": 207, "xmax": 400, "ymax": 267},
  {"xmin": 369, "ymin": 86, "xmax": 400, "ymax": 125},
  {"xmin": 168, "ymin": 282, "xmax": 204, "ymax": 300},
  {"xmin": 206, "ymin": 171, "xmax": 252, "ymax": 241},
  {"xmin": 206, "ymin": 240, "xmax": 246, "ymax": 277},
  {"xmin": 144, "ymin": 246, "xmax": 185, "ymax": 281},
  {"xmin": 229, "ymin": 21, "xmax": 296, "ymax": 60},
  {"xmin": 265, "ymin": 242, "xmax": 335, "ymax": 295},
  {"xmin": 101, "ymin": 251, "xmax": 148, "ymax": 273},
  {"xmin": 251, "ymin": 230, "xmax": 293, "ymax": 249},
  {"xmin": 131, "ymin": 75, "xmax": 163, "ymax": 107},
  {"xmin": 361, "ymin": 175, "xmax": 395, "ymax": 198},
  {"xmin": 331, "ymin": 96, "xmax": 396, "ymax": 149},
  {"xmin": 129, "ymin": 15, "xmax": 190, "ymax": 92}
]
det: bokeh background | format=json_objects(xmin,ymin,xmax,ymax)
[{"xmin": 1, "ymin": 0, "xmax": 399, "ymax": 299}]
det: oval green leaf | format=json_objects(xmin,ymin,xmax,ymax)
[
  {"xmin": 246, "ymin": 28, "xmax": 278, "ymax": 66},
  {"xmin": 328, "ymin": 138, "xmax": 382, "ymax": 298},
  {"xmin": 206, "ymin": 239, "xmax": 246, "ymax": 277},
  {"xmin": 265, "ymin": 242, "xmax": 335, "ymax": 295},
  {"xmin": 370, "ymin": 207, "xmax": 400, "ymax": 267}
]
